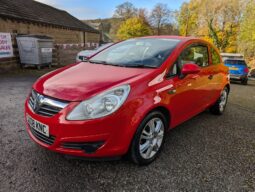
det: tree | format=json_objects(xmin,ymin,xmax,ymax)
[
  {"xmin": 177, "ymin": 0, "xmax": 241, "ymax": 52},
  {"xmin": 201, "ymin": 0, "xmax": 241, "ymax": 52},
  {"xmin": 150, "ymin": 3, "xmax": 171, "ymax": 35},
  {"xmin": 137, "ymin": 8, "xmax": 150, "ymax": 27},
  {"xmin": 117, "ymin": 17, "xmax": 152, "ymax": 40},
  {"xmin": 178, "ymin": 1, "xmax": 199, "ymax": 36},
  {"xmin": 113, "ymin": 2, "xmax": 137, "ymax": 20},
  {"xmin": 238, "ymin": 0, "xmax": 255, "ymax": 58}
]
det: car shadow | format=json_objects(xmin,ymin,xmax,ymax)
[
  {"xmin": 35, "ymin": 110, "xmax": 216, "ymax": 170},
  {"xmin": 230, "ymin": 80, "xmax": 255, "ymax": 87}
]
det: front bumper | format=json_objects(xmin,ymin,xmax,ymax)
[{"xmin": 24, "ymin": 99, "xmax": 139, "ymax": 158}]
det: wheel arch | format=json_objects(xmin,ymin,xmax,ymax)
[
  {"xmin": 126, "ymin": 105, "xmax": 172, "ymax": 163},
  {"xmin": 143, "ymin": 105, "xmax": 171, "ymax": 130},
  {"xmin": 153, "ymin": 106, "xmax": 170, "ymax": 127},
  {"xmin": 225, "ymin": 83, "xmax": 230, "ymax": 93}
]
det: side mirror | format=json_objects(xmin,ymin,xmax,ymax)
[{"xmin": 181, "ymin": 63, "xmax": 201, "ymax": 75}]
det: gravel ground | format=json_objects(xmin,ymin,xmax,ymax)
[{"xmin": 0, "ymin": 73, "xmax": 254, "ymax": 192}]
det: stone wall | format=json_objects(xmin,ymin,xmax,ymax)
[
  {"xmin": 53, "ymin": 44, "xmax": 97, "ymax": 66},
  {"xmin": 0, "ymin": 18, "xmax": 100, "ymax": 72}
]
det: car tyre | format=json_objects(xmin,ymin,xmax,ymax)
[
  {"xmin": 241, "ymin": 79, "xmax": 248, "ymax": 85},
  {"xmin": 129, "ymin": 111, "xmax": 168, "ymax": 165},
  {"xmin": 210, "ymin": 87, "xmax": 229, "ymax": 115}
]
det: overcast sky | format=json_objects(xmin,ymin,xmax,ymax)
[{"xmin": 35, "ymin": 0, "xmax": 186, "ymax": 20}]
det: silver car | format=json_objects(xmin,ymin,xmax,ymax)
[{"xmin": 76, "ymin": 43, "xmax": 113, "ymax": 62}]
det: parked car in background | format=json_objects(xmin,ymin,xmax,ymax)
[
  {"xmin": 224, "ymin": 59, "xmax": 249, "ymax": 85},
  {"xmin": 25, "ymin": 36, "xmax": 230, "ymax": 165},
  {"xmin": 76, "ymin": 43, "xmax": 113, "ymax": 62},
  {"xmin": 221, "ymin": 53, "xmax": 244, "ymax": 61}
]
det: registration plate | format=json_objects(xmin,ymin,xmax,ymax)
[
  {"xmin": 229, "ymin": 67, "xmax": 238, "ymax": 70},
  {"xmin": 27, "ymin": 114, "xmax": 49, "ymax": 137}
]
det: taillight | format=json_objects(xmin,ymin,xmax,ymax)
[{"xmin": 244, "ymin": 68, "xmax": 249, "ymax": 73}]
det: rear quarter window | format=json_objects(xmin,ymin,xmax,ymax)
[{"xmin": 211, "ymin": 47, "xmax": 221, "ymax": 65}]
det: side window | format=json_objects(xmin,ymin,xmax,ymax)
[
  {"xmin": 211, "ymin": 47, "xmax": 221, "ymax": 64},
  {"xmin": 180, "ymin": 45, "xmax": 209, "ymax": 68}
]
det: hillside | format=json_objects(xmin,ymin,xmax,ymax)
[
  {"xmin": 83, "ymin": 18, "xmax": 123, "ymax": 42},
  {"xmin": 83, "ymin": 17, "xmax": 179, "ymax": 42}
]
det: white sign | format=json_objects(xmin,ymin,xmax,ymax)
[
  {"xmin": 41, "ymin": 48, "xmax": 52, "ymax": 53},
  {"xmin": 0, "ymin": 33, "xmax": 13, "ymax": 58}
]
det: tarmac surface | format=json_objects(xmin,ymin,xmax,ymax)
[{"xmin": 0, "ymin": 73, "xmax": 254, "ymax": 192}]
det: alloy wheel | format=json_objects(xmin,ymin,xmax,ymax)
[
  {"xmin": 219, "ymin": 89, "xmax": 228, "ymax": 112},
  {"xmin": 139, "ymin": 118, "xmax": 164, "ymax": 159}
]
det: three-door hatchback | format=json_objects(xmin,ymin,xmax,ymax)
[{"xmin": 25, "ymin": 36, "xmax": 230, "ymax": 165}]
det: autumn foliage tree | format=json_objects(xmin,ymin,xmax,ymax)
[
  {"xmin": 177, "ymin": 1, "xmax": 199, "ymax": 36},
  {"xmin": 238, "ymin": 0, "xmax": 255, "ymax": 58},
  {"xmin": 117, "ymin": 17, "xmax": 152, "ymax": 40},
  {"xmin": 178, "ymin": 0, "xmax": 241, "ymax": 52}
]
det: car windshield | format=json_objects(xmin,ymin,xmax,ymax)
[
  {"xmin": 225, "ymin": 60, "xmax": 247, "ymax": 66},
  {"xmin": 89, "ymin": 38, "xmax": 180, "ymax": 68}
]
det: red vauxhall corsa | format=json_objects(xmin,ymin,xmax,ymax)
[{"xmin": 24, "ymin": 36, "xmax": 230, "ymax": 165}]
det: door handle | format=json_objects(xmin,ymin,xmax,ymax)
[{"xmin": 208, "ymin": 75, "xmax": 214, "ymax": 80}]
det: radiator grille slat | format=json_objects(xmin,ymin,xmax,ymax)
[{"xmin": 28, "ymin": 90, "xmax": 68, "ymax": 117}]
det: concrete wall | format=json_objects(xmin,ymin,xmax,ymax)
[{"xmin": 0, "ymin": 18, "xmax": 100, "ymax": 72}]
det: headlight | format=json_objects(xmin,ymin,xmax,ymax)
[{"xmin": 67, "ymin": 85, "xmax": 130, "ymax": 120}]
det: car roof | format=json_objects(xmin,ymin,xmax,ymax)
[{"xmin": 140, "ymin": 35, "xmax": 201, "ymax": 42}]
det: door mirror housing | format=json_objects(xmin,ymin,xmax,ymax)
[{"xmin": 181, "ymin": 63, "xmax": 201, "ymax": 75}]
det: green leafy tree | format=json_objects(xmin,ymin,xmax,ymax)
[{"xmin": 117, "ymin": 17, "xmax": 152, "ymax": 40}]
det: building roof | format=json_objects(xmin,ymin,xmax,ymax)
[{"xmin": 0, "ymin": 0, "xmax": 99, "ymax": 33}]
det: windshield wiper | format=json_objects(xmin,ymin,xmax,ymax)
[
  {"xmin": 123, "ymin": 64, "xmax": 157, "ymax": 68},
  {"xmin": 88, "ymin": 60, "xmax": 124, "ymax": 67},
  {"xmin": 89, "ymin": 60, "xmax": 108, "ymax": 64},
  {"xmin": 88, "ymin": 60, "xmax": 156, "ymax": 68}
]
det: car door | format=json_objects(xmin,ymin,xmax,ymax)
[
  {"xmin": 162, "ymin": 43, "xmax": 211, "ymax": 127},
  {"xmin": 209, "ymin": 46, "xmax": 225, "ymax": 101},
  {"xmin": 185, "ymin": 44, "xmax": 218, "ymax": 109}
]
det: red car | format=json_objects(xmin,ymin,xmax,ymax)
[{"xmin": 25, "ymin": 36, "xmax": 230, "ymax": 165}]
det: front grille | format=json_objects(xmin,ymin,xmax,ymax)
[
  {"xmin": 28, "ymin": 90, "xmax": 68, "ymax": 117},
  {"xmin": 30, "ymin": 126, "xmax": 56, "ymax": 145}
]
